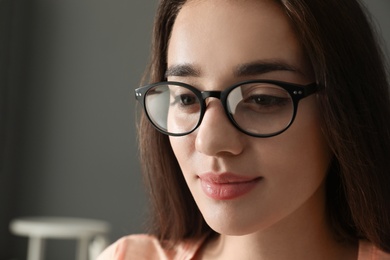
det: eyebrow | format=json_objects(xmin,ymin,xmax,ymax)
[
  {"xmin": 165, "ymin": 60, "xmax": 302, "ymax": 78},
  {"xmin": 234, "ymin": 60, "xmax": 301, "ymax": 77},
  {"xmin": 165, "ymin": 63, "xmax": 201, "ymax": 78}
]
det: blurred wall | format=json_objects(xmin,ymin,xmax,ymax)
[
  {"xmin": 2, "ymin": 0, "xmax": 156, "ymax": 259},
  {"xmin": 364, "ymin": 0, "xmax": 390, "ymax": 57},
  {"xmin": 0, "ymin": 0, "xmax": 31, "ymax": 257},
  {"xmin": 1, "ymin": 0, "xmax": 389, "ymax": 259}
]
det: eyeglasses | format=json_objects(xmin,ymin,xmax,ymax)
[{"xmin": 135, "ymin": 80, "xmax": 318, "ymax": 137}]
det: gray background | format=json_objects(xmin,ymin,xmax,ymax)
[{"xmin": 0, "ymin": 0, "xmax": 389, "ymax": 259}]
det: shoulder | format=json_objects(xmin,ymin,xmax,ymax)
[
  {"xmin": 358, "ymin": 240, "xmax": 390, "ymax": 260},
  {"xmin": 97, "ymin": 234, "xmax": 164, "ymax": 260},
  {"xmin": 97, "ymin": 234, "xmax": 207, "ymax": 260}
]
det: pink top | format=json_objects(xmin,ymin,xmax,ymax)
[{"xmin": 97, "ymin": 234, "xmax": 390, "ymax": 260}]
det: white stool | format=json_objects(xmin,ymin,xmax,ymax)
[{"xmin": 9, "ymin": 216, "xmax": 111, "ymax": 260}]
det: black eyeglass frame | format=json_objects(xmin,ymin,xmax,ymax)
[{"xmin": 135, "ymin": 79, "xmax": 318, "ymax": 138}]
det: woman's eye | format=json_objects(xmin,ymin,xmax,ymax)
[
  {"xmin": 170, "ymin": 93, "xmax": 199, "ymax": 108},
  {"xmin": 247, "ymin": 95, "xmax": 289, "ymax": 107},
  {"xmin": 178, "ymin": 94, "xmax": 197, "ymax": 105},
  {"xmin": 170, "ymin": 93, "xmax": 200, "ymax": 115}
]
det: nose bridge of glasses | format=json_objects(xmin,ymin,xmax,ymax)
[{"xmin": 201, "ymin": 91, "xmax": 222, "ymax": 101}]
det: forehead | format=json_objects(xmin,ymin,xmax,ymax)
[{"xmin": 167, "ymin": 0, "xmax": 308, "ymax": 80}]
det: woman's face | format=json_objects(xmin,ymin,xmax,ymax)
[{"xmin": 167, "ymin": 0, "xmax": 332, "ymax": 235}]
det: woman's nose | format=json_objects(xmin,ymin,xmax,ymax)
[{"xmin": 195, "ymin": 99, "xmax": 244, "ymax": 156}]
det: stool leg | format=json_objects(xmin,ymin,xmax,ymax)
[
  {"xmin": 76, "ymin": 237, "xmax": 90, "ymax": 260},
  {"xmin": 27, "ymin": 237, "xmax": 45, "ymax": 260}
]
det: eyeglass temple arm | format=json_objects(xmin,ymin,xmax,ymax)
[{"xmin": 303, "ymin": 83, "xmax": 319, "ymax": 97}]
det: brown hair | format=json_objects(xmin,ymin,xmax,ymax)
[{"xmin": 138, "ymin": 0, "xmax": 390, "ymax": 252}]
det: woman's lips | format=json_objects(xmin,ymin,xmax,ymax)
[{"xmin": 198, "ymin": 173, "xmax": 262, "ymax": 200}]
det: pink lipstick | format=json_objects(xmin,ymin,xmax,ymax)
[{"xmin": 199, "ymin": 173, "xmax": 261, "ymax": 200}]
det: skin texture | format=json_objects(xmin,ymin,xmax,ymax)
[{"xmin": 167, "ymin": 0, "xmax": 357, "ymax": 259}]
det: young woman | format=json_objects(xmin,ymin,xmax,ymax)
[{"xmin": 99, "ymin": 0, "xmax": 390, "ymax": 259}]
